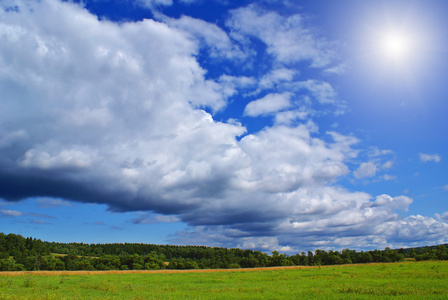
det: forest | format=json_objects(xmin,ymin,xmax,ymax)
[{"xmin": 1, "ymin": 232, "xmax": 447, "ymax": 271}]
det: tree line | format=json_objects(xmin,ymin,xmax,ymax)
[{"xmin": 1, "ymin": 233, "xmax": 447, "ymax": 271}]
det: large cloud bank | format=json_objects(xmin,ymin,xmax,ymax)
[{"xmin": 1, "ymin": 0, "xmax": 447, "ymax": 252}]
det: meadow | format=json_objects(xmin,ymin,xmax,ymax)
[{"xmin": 0, "ymin": 261, "xmax": 447, "ymax": 299}]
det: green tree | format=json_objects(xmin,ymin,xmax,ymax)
[{"xmin": 0, "ymin": 258, "xmax": 24, "ymax": 271}]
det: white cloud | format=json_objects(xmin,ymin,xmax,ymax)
[
  {"xmin": 274, "ymin": 109, "xmax": 309, "ymax": 125},
  {"xmin": 1, "ymin": 209, "xmax": 23, "ymax": 217},
  {"xmin": 218, "ymin": 75, "xmax": 257, "ymax": 98},
  {"xmin": 19, "ymin": 147, "xmax": 94, "ymax": 170},
  {"xmin": 382, "ymin": 174, "xmax": 397, "ymax": 181},
  {"xmin": 136, "ymin": 0, "xmax": 173, "ymax": 9},
  {"xmin": 0, "ymin": 0, "xmax": 241, "ymax": 204},
  {"xmin": 354, "ymin": 162, "xmax": 377, "ymax": 179},
  {"xmin": 354, "ymin": 158, "xmax": 394, "ymax": 181},
  {"xmin": 36, "ymin": 198, "xmax": 72, "ymax": 208},
  {"xmin": 376, "ymin": 215, "xmax": 448, "ymax": 244},
  {"xmin": 435, "ymin": 211, "xmax": 448, "ymax": 222},
  {"xmin": 225, "ymin": 4, "xmax": 344, "ymax": 118},
  {"xmin": 227, "ymin": 4, "xmax": 336, "ymax": 67},
  {"xmin": 244, "ymin": 93, "xmax": 292, "ymax": 116},
  {"xmin": 326, "ymin": 132, "xmax": 360, "ymax": 159},
  {"xmin": 323, "ymin": 63, "xmax": 348, "ymax": 75},
  {"xmin": 381, "ymin": 160, "xmax": 393, "ymax": 169},
  {"xmin": 368, "ymin": 147, "xmax": 394, "ymax": 157},
  {"xmin": 173, "ymin": 193, "xmax": 436, "ymax": 253},
  {"xmin": 369, "ymin": 194, "xmax": 412, "ymax": 212},
  {"xmin": 295, "ymin": 80, "xmax": 338, "ymax": 104},
  {"xmin": 420, "ymin": 153, "xmax": 441, "ymax": 163},
  {"xmin": 133, "ymin": 213, "xmax": 181, "ymax": 224},
  {"xmin": 138, "ymin": 0, "xmax": 201, "ymax": 6},
  {"xmin": 164, "ymin": 15, "xmax": 247, "ymax": 60},
  {"xmin": 257, "ymin": 68, "xmax": 297, "ymax": 91},
  {"xmin": 235, "ymin": 126, "xmax": 353, "ymax": 194}
]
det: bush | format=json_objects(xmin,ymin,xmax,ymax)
[{"xmin": 0, "ymin": 258, "xmax": 24, "ymax": 271}]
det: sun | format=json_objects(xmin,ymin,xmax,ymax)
[
  {"xmin": 354, "ymin": 5, "xmax": 433, "ymax": 87},
  {"xmin": 378, "ymin": 30, "xmax": 413, "ymax": 63}
]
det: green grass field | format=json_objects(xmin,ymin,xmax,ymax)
[{"xmin": 1, "ymin": 261, "xmax": 447, "ymax": 299}]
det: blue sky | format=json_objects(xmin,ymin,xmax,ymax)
[{"xmin": 1, "ymin": 0, "xmax": 447, "ymax": 253}]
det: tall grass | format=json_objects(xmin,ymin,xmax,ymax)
[{"xmin": 0, "ymin": 261, "xmax": 447, "ymax": 299}]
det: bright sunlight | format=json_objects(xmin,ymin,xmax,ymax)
[{"xmin": 378, "ymin": 30, "xmax": 413, "ymax": 63}]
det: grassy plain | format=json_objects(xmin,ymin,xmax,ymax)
[{"xmin": 0, "ymin": 261, "xmax": 447, "ymax": 299}]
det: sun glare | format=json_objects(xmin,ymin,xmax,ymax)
[{"xmin": 379, "ymin": 30, "xmax": 412, "ymax": 62}]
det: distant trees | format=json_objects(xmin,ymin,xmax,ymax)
[
  {"xmin": 0, "ymin": 258, "xmax": 24, "ymax": 271},
  {"xmin": 1, "ymin": 232, "xmax": 447, "ymax": 272}
]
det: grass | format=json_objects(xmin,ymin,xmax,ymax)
[{"xmin": 0, "ymin": 261, "xmax": 447, "ymax": 299}]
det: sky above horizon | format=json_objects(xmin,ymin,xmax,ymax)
[{"xmin": 1, "ymin": 0, "xmax": 447, "ymax": 253}]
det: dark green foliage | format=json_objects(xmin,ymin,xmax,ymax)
[
  {"xmin": 1, "ymin": 232, "xmax": 447, "ymax": 271},
  {"xmin": 0, "ymin": 258, "xmax": 24, "ymax": 271}
]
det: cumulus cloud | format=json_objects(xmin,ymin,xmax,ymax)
[
  {"xmin": 420, "ymin": 153, "xmax": 441, "ymax": 163},
  {"xmin": 1, "ymin": 0, "xmax": 447, "ymax": 252},
  {"xmin": 435, "ymin": 211, "xmax": 448, "ymax": 222},
  {"xmin": 257, "ymin": 68, "xmax": 297, "ymax": 92},
  {"xmin": 354, "ymin": 157, "xmax": 395, "ymax": 181},
  {"xmin": 218, "ymin": 75, "xmax": 257, "ymax": 98},
  {"xmin": 244, "ymin": 93, "xmax": 292, "ymax": 117},
  {"xmin": 172, "ymin": 193, "xmax": 442, "ymax": 252},
  {"xmin": 376, "ymin": 215, "xmax": 448, "ymax": 245},
  {"xmin": 295, "ymin": 80, "xmax": 338, "ymax": 104},
  {"xmin": 227, "ymin": 4, "xmax": 336, "ymax": 67},
  {"xmin": 274, "ymin": 109, "xmax": 309, "ymax": 125},
  {"xmin": 225, "ymin": 4, "xmax": 345, "ymax": 118},
  {"xmin": 164, "ymin": 15, "xmax": 247, "ymax": 60},
  {"xmin": 354, "ymin": 162, "xmax": 378, "ymax": 179}
]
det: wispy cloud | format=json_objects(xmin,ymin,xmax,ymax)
[
  {"xmin": 227, "ymin": 4, "xmax": 337, "ymax": 67},
  {"xmin": 133, "ymin": 213, "xmax": 181, "ymax": 224},
  {"xmin": 436, "ymin": 211, "xmax": 448, "ymax": 222},
  {"xmin": 1, "ymin": 209, "xmax": 23, "ymax": 217},
  {"xmin": 87, "ymin": 221, "xmax": 106, "ymax": 226},
  {"xmin": 28, "ymin": 213, "xmax": 56, "ymax": 219},
  {"xmin": 164, "ymin": 15, "xmax": 247, "ymax": 60},
  {"xmin": 381, "ymin": 174, "xmax": 397, "ymax": 181},
  {"xmin": 0, "ymin": 209, "xmax": 54, "ymax": 221},
  {"xmin": 136, "ymin": 0, "xmax": 174, "ymax": 10},
  {"xmin": 27, "ymin": 219, "xmax": 52, "ymax": 225},
  {"xmin": 420, "ymin": 153, "xmax": 441, "ymax": 163},
  {"xmin": 37, "ymin": 198, "xmax": 72, "ymax": 208},
  {"xmin": 381, "ymin": 161, "xmax": 394, "ymax": 170},
  {"xmin": 354, "ymin": 162, "xmax": 377, "ymax": 179}
]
